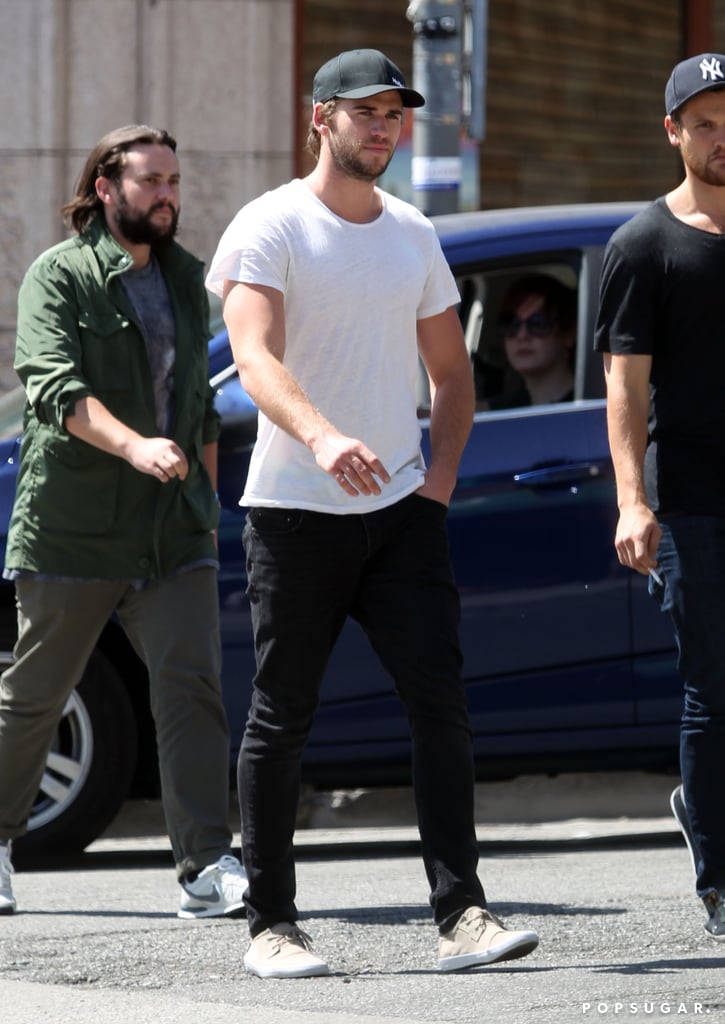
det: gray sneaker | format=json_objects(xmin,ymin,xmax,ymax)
[
  {"xmin": 178, "ymin": 854, "xmax": 247, "ymax": 919},
  {"xmin": 244, "ymin": 922, "xmax": 330, "ymax": 978},
  {"xmin": 0, "ymin": 842, "xmax": 15, "ymax": 915},
  {"xmin": 438, "ymin": 906, "xmax": 538, "ymax": 972},
  {"xmin": 703, "ymin": 891, "xmax": 725, "ymax": 941}
]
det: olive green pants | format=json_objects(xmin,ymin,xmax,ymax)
[{"xmin": 0, "ymin": 568, "xmax": 233, "ymax": 878}]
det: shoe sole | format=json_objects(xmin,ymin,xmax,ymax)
[
  {"xmin": 243, "ymin": 956, "xmax": 330, "ymax": 979},
  {"xmin": 670, "ymin": 785, "xmax": 698, "ymax": 878},
  {"xmin": 704, "ymin": 926, "xmax": 725, "ymax": 942},
  {"xmin": 438, "ymin": 931, "xmax": 539, "ymax": 972},
  {"xmin": 0, "ymin": 904, "xmax": 15, "ymax": 915},
  {"xmin": 177, "ymin": 902, "xmax": 247, "ymax": 920}
]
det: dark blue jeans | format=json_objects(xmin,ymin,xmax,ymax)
[
  {"xmin": 239, "ymin": 492, "xmax": 485, "ymax": 936},
  {"xmin": 654, "ymin": 515, "xmax": 725, "ymax": 898}
]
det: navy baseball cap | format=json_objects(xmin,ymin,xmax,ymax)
[
  {"xmin": 665, "ymin": 53, "xmax": 725, "ymax": 115},
  {"xmin": 312, "ymin": 49, "xmax": 425, "ymax": 108}
]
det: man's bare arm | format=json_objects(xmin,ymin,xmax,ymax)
[
  {"xmin": 603, "ymin": 351, "xmax": 661, "ymax": 574},
  {"xmin": 416, "ymin": 306, "xmax": 474, "ymax": 506},
  {"xmin": 66, "ymin": 395, "xmax": 188, "ymax": 482}
]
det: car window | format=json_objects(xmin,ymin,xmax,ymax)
[
  {"xmin": 416, "ymin": 252, "xmax": 584, "ymax": 416},
  {"xmin": 460, "ymin": 257, "xmax": 580, "ymax": 412}
]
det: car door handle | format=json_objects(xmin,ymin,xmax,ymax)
[{"xmin": 513, "ymin": 462, "xmax": 604, "ymax": 487}]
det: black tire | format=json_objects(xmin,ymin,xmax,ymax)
[{"xmin": 10, "ymin": 648, "xmax": 139, "ymax": 864}]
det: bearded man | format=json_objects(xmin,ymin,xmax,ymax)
[
  {"xmin": 0, "ymin": 125, "xmax": 246, "ymax": 919},
  {"xmin": 596, "ymin": 54, "xmax": 725, "ymax": 942},
  {"xmin": 207, "ymin": 50, "xmax": 539, "ymax": 978}
]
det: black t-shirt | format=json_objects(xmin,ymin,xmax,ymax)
[{"xmin": 595, "ymin": 196, "xmax": 725, "ymax": 516}]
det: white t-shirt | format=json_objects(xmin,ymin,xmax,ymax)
[{"xmin": 206, "ymin": 178, "xmax": 460, "ymax": 513}]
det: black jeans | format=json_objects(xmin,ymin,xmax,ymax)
[
  {"xmin": 239, "ymin": 492, "xmax": 485, "ymax": 936},
  {"xmin": 654, "ymin": 515, "xmax": 725, "ymax": 897}
]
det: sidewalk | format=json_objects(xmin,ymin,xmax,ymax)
[{"xmin": 91, "ymin": 771, "xmax": 682, "ymax": 855}]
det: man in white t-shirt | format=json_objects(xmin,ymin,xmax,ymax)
[{"xmin": 207, "ymin": 47, "xmax": 539, "ymax": 978}]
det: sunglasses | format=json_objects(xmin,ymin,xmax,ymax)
[{"xmin": 498, "ymin": 312, "xmax": 556, "ymax": 339}]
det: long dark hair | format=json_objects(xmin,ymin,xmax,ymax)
[{"xmin": 61, "ymin": 125, "xmax": 177, "ymax": 233}]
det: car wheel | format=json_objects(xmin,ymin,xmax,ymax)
[{"xmin": 0, "ymin": 642, "xmax": 139, "ymax": 864}]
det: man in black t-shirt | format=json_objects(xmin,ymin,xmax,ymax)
[{"xmin": 595, "ymin": 53, "xmax": 725, "ymax": 942}]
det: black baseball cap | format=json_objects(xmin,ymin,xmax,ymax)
[
  {"xmin": 312, "ymin": 49, "xmax": 425, "ymax": 108},
  {"xmin": 665, "ymin": 53, "xmax": 725, "ymax": 115}
]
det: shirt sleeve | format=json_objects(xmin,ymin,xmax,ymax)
[
  {"xmin": 14, "ymin": 255, "xmax": 92, "ymax": 431},
  {"xmin": 594, "ymin": 238, "xmax": 658, "ymax": 357},
  {"xmin": 417, "ymin": 236, "xmax": 460, "ymax": 321},
  {"xmin": 206, "ymin": 204, "xmax": 290, "ymax": 299}
]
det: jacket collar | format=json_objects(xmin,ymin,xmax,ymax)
[{"xmin": 81, "ymin": 214, "xmax": 202, "ymax": 283}]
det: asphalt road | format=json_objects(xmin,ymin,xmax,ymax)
[{"xmin": 2, "ymin": 774, "xmax": 723, "ymax": 1024}]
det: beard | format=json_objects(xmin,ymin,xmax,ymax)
[
  {"xmin": 689, "ymin": 161, "xmax": 725, "ymax": 187},
  {"xmin": 327, "ymin": 128, "xmax": 395, "ymax": 182},
  {"xmin": 114, "ymin": 189, "xmax": 179, "ymax": 246},
  {"xmin": 682, "ymin": 145, "xmax": 725, "ymax": 188}
]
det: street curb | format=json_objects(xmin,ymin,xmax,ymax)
[{"xmin": 91, "ymin": 772, "xmax": 683, "ymax": 856}]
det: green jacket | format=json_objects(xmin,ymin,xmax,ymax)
[{"xmin": 5, "ymin": 217, "xmax": 221, "ymax": 580}]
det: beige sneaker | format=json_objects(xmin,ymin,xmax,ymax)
[
  {"xmin": 438, "ymin": 906, "xmax": 538, "ymax": 972},
  {"xmin": 244, "ymin": 922, "xmax": 330, "ymax": 978}
]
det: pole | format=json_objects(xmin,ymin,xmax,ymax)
[{"xmin": 406, "ymin": 0, "xmax": 463, "ymax": 216}]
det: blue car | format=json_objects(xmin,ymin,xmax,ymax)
[{"xmin": 0, "ymin": 201, "xmax": 681, "ymax": 859}]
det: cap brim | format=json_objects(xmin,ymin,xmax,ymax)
[
  {"xmin": 668, "ymin": 81, "xmax": 725, "ymax": 114},
  {"xmin": 335, "ymin": 84, "xmax": 425, "ymax": 108}
]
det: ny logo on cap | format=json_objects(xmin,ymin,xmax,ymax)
[{"xmin": 699, "ymin": 57, "xmax": 724, "ymax": 82}]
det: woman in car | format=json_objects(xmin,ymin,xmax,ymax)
[{"xmin": 481, "ymin": 274, "xmax": 577, "ymax": 410}]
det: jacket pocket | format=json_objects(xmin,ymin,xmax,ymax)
[
  {"xmin": 78, "ymin": 310, "xmax": 137, "ymax": 393},
  {"xmin": 26, "ymin": 436, "xmax": 120, "ymax": 535}
]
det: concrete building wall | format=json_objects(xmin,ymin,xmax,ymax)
[{"xmin": 0, "ymin": 0, "xmax": 297, "ymax": 390}]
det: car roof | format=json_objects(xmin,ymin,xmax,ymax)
[{"xmin": 433, "ymin": 201, "xmax": 648, "ymax": 264}]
